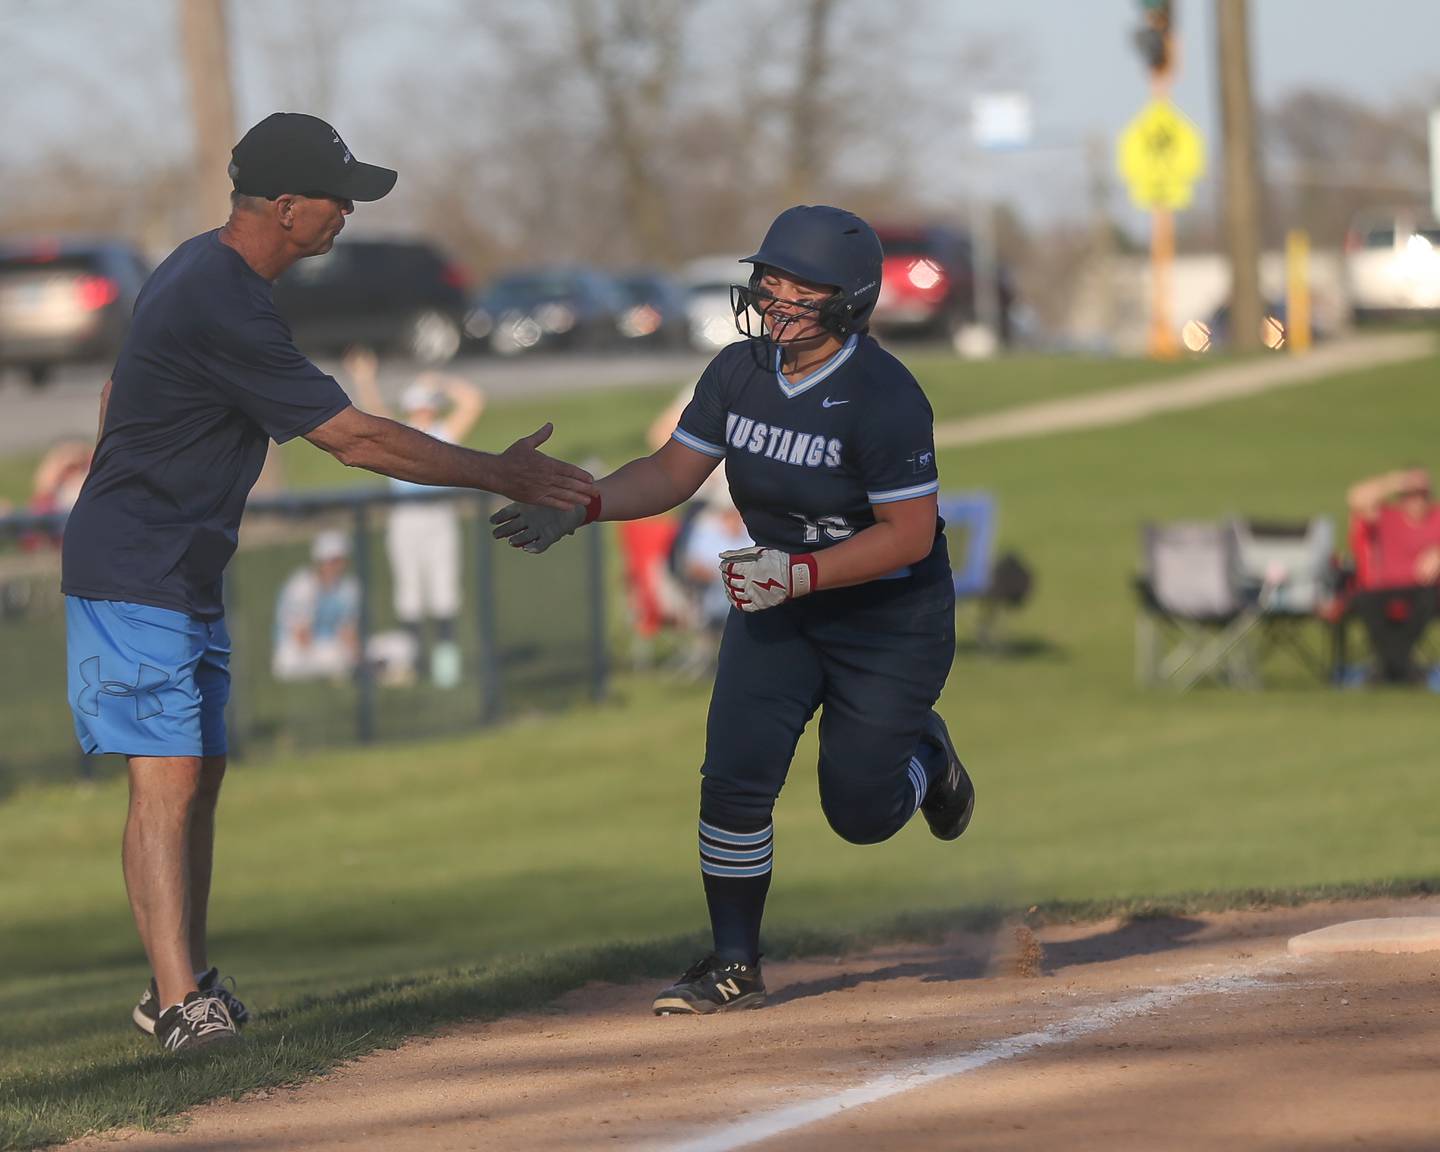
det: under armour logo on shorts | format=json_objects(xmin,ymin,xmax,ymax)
[{"xmin": 77, "ymin": 657, "xmax": 169, "ymax": 720}]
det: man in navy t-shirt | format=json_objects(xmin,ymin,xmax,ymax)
[{"xmin": 61, "ymin": 112, "xmax": 597, "ymax": 1054}]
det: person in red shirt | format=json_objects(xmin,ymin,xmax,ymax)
[{"xmin": 1346, "ymin": 468, "xmax": 1440, "ymax": 682}]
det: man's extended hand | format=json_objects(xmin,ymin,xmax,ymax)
[
  {"xmin": 495, "ymin": 423, "xmax": 598, "ymax": 511},
  {"xmin": 719, "ymin": 546, "xmax": 818, "ymax": 612},
  {"xmin": 491, "ymin": 494, "xmax": 599, "ymax": 553}
]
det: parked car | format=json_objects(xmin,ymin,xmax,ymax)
[
  {"xmin": 271, "ymin": 238, "xmax": 470, "ymax": 364},
  {"xmin": 615, "ymin": 270, "xmax": 691, "ymax": 349},
  {"xmin": 467, "ymin": 268, "xmax": 629, "ymax": 356},
  {"xmin": 0, "ymin": 238, "xmax": 150, "ymax": 386},
  {"xmin": 1343, "ymin": 209, "xmax": 1440, "ymax": 321},
  {"xmin": 682, "ymin": 255, "xmax": 752, "ymax": 352},
  {"xmin": 870, "ymin": 224, "xmax": 1013, "ymax": 348}
]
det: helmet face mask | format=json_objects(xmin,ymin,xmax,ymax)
[{"xmin": 730, "ymin": 278, "xmax": 849, "ymax": 345}]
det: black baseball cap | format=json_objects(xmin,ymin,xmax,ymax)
[{"xmin": 229, "ymin": 113, "xmax": 397, "ymax": 202}]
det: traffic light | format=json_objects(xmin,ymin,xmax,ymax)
[{"xmin": 1134, "ymin": 0, "xmax": 1173, "ymax": 76}]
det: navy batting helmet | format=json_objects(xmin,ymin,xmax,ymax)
[{"xmin": 733, "ymin": 205, "xmax": 884, "ymax": 340}]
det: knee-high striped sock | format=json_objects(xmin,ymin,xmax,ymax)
[{"xmin": 699, "ymin": 819, "xmax": 773, "ymax": 966}]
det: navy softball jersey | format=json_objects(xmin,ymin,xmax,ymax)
[{"xmin": 673, "ymin": 333, "xmax": 945, "ymax": 580}]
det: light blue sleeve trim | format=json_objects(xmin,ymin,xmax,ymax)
[
  {"xmin": 868, "ymin": 479, "xmax": 941, "ymax": 504},
  {"xmin": 672, "ymin": 428, "xmax": 726, "ymax": 458}
]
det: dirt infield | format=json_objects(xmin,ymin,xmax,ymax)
[{"xmin": 70, "ymin": 897, "xmax": 1440, "ymax": 1152}]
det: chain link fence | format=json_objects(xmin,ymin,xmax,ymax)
[{"xmin": 0, "ymin": 489, "xmax": 606, "ymax": 793}]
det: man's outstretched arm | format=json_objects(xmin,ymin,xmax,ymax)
[
  {"xmin": 305, "ymin": 406, "xmax": 596, "ymax": 510},
  {"xmin": 1347, "ymin": 468, "xmax": 1431, "ymax": 520}
]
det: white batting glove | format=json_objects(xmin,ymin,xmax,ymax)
[
  {"xmin": 490, "ymin": 495, "xmax": 600, "ymax": 554},
  {"xmin": 719, "ymin": 546, "xmax": 819, "ymax": 612}
]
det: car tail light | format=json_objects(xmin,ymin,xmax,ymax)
[
  {"xmin": 74, "ymin": 275, "xmax": 119, "ymax": 311},
  {"xmin": 442, "ymin": 263, "xmax": 473, "ymax": 290},
  {"xmin": 906, "ymin": 259, "xmax": 947, "ymax": 291}
]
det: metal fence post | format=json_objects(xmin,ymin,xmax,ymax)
[
  {"xmin": 476, "ymin": 496, "xmax": 502, "ymax": 724},
  {"xmin": 353, "ymin": 502, "xmax": 376, "ymax": 744},
  {"xmin": 587, "ymin": 521, "xmax": 609, "ymax": 702}
]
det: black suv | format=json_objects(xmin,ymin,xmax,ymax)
[
  {"xmin": 272, "ymin": 238, "xmax": 471, "ymax": 364},
  {"xmin": 0, "ymin": 238, "xmax": 151, "ymax": 387}
]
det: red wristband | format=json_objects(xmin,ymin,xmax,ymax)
[
  {"xmin": 790, "ymin": 552, "xmax": 819, "ymax": 597},
  {"xmin": 581, "ymin": 493, "xmax": 603, "ymax": 525}
]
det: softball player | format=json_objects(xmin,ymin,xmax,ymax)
[{"xmin": 493, "ymin": 205, "xmax": 974, "ymax": 1014}]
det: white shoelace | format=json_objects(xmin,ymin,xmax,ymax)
[{"xmin": 179, "ymin": 995, "xmax": 234, "ymax": 1039}]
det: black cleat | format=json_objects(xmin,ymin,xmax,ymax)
[
  {"xmin": 133, "ymin": 967, "xmax": 249, "ymax": 1035},
  {"xmin": 154, "ymin": 991, "xmax": 241, "ymax": 1054},
  {"xmin": 919, "ymin": 710, "xmax": 975, "ymax": 841},
  {"xmin": 653, "ymin": 954, "xmax": 767, "ymax": 1015}
]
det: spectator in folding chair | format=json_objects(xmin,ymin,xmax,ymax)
[{"xmin": 1344, "ymin": 468, "xmax": 1440, "ymax": 684}]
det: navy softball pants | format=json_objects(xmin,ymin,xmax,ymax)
[{"xmin": 699, "ymin": 567, "xmax": 957, "ymax": 845}]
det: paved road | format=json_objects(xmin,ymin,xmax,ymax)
[{"xmin": 0, "ymin": 352, "xmax": 711, "ymax": 456}]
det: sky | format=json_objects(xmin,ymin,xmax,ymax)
[
  {"xmin": 931, "ymin": 0, "xmax": 1440, "ymax": 228},
  {"xmin": 2, "ymin": 0, "xmax": 1437, "ymax": 234}
]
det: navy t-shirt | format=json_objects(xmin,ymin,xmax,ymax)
[
  {"xmin": 61, "ymin": 231, "xmax": 352, "ymax": 620},
  {"xmin": 673, "ymin": 334, "xmax": 947, "ymax": 582}
]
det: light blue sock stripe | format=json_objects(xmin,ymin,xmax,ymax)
[
  {"xmin": 699, "ymin": 819, "xmax": 774, "ymax": 846},
  {"xmin": 700, "ymin": 841, "xmax": 773, "ymax": 863},
  {"xmin": 701, "ymin": 859, "xmax": 774, "ymax": 878},
  {"xmin": 908, "ymin": 756, "xmax": 928, "ymax": 813}
]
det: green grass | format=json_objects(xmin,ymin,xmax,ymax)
[{"xmin": 5, "ymin": 348, "xmax": 1440, "ymax": 1148}]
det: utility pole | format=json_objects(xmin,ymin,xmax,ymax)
[
  {"xmin": 1135, "ymin": 0, "xmax": 1178, "ymax": 358},
  {"xmin": 180, "ymin": 0, "xmax": 237, "ymax": 231},
  {"xmin": 1216, "ymin": 0, "xmax": 1263, "ymax": 353}
]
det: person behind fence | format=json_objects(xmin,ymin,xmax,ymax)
[
  {"xmin": 1346, "ymin": 467, "xmax": 1440, "ymax": 683},
  {"xmin": 493, "ymin": 205, "xmax": 976, "ymax": 1017},
  {"xmin": 343, "ymin": 347, "xmax": 483, "ymax": 689},
  {"xmin": 680, "ymin": 489, "xmax": 752, "ymax": 632},
  {"xmin": 271, "ymin": 530, "xmax": 361, "ymax": 682},
  {"xmin": 17, "ymin": 439, "xmax": 93, "ymax": 551},
  {"xmin": 59, "ymin": 112, "xmax": 596, "ymax": 1054}
]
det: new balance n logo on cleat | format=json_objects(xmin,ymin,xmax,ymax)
[{"xmin": 653, "ymin": 954, "xmax": 766, "ymax": 1016}]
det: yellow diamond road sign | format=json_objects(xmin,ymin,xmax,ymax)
[{"xmin": 1118, "ymin": 99, "xmax": 1206, "ymax": 211}]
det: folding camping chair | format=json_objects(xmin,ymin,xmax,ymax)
[
  {"xmin": 940, "ymin": 492, "xmax": 1028, "ymax": 649},
  {"xmin": 1230, "ymin": 517, "xmax": 1337, "ymax": 682},
  {"xmin": 1134, "ymin": 520, "xmax": 1266, "ymax": 691}
]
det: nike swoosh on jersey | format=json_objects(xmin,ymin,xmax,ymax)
[{"xmin": 821, "ymin": 397, "xmax": 849, "ymax": 408}]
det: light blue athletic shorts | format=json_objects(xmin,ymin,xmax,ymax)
[{"xmin": 65, "ymin": 597, "xmax": 231, "ymax": 758}]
